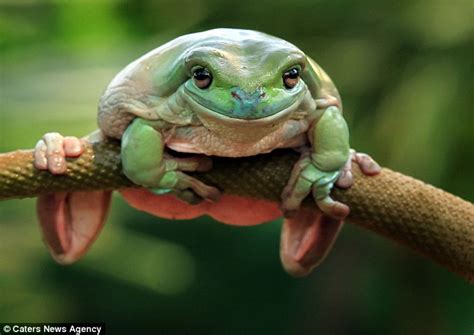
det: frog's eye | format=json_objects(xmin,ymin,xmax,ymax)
[
  {"xmin": 283, "ymin": 68, "xmax": 300, "ymax": 89},
  {"xmin": 193, "ymin": 68, "xmax": 212, "ymax": 89}
]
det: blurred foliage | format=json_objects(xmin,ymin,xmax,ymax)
[{"xmin": 0, "ymin": 0, "xmax": 473, "ymax": 334}]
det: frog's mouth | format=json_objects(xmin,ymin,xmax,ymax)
[{"xmin": 184, "ymin": 92, "xmax": 305, "ymax": 126}]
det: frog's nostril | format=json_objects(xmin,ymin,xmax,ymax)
[{"xmin": 231, "ymin": 91, "xmax": 241, "ymax": 100}]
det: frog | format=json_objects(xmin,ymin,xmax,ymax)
[{"xmin": 34, "ymin": 29, "xmax": 380, "ymax": 277}]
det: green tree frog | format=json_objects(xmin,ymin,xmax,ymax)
[{"xmin": 34, "ymin": 29, "xmax": 380, "ymax": 277}]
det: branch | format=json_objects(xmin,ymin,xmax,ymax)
[{"xmin": 1, "ymin": 140, "xmax": 473, "ymax": 283}]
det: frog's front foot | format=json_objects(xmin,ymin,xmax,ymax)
[
  {"xmin": 281, "ymin": 151, "xmax": 347, "ymax": 220},
  {"xmin": 149, "ymin": 154, "xmax": 221, "ymax": 205},
  {"xmin": 121, "ymin": 118, "xmax": 221, "ymax": 205},
  {"xmin": 34, "ymin": 132, "xmax": 84, "ymax": 174},
  {"xmin": 281, "ymin": 149, "xmax": 380, "ymax": 219}
]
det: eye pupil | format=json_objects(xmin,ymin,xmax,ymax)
[
  {"xmin": 193, "ymin": 68, "xmax": 212, "ymax": 89},
  {"xmin": 283, "ymin": 68, "xmax": 300, "ymax": 89},
  {"xmin": 287, "ymin": 68, "xmax": 298, "ymax": 78},
  {"xmin": 194, "ymin": 69, "xmax": 209, "ymax": 80}
]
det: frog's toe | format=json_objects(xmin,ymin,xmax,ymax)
[
  {"xmin": 316, "ymin": 195, "xmax": 349, "ymax": 220},
  {"xmin": 164, "ymin": 155, "xmax": 213, "ymax": 173},
  {"xmin": 173, "ymin": 189, "xmax": 204, "ymax": 205},
  {"xmin": 63, "ymin": 136, "xmax": 84, "ymax": 157},
  {"xmin": 281, "ymin": 177, "xmax": 312, "ymax": 213},
  {"xmin": 335, "ymin": 169, "xmax": 353, "ymax": 188},
  {"xmin": 352, "ymin": 150, "xmax": 381, "ymax": 176},
  {"xmin": 34, "ymin": 139, "xmax": 48, "ymax": 170},
  {"xmin": 173, "ymin": 172, "xmax": 221, "ymax": 202},
  {"xmin": 154, "ymin": 187, "xmax": 206, "ymax": 205},
  {"xmin": 335, "ymin": 153, "xmax": 354, "ymax": 188},
  {"xmin": 281, "ymin": 153, "xmax": 317, "ymax": 212}
]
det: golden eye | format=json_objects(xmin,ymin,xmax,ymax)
[
  {"xmin": 283, "ymin": 68, "xmax": 300, "ymax": 89},
  {"xmin": 193, "ymin": 68, "xmax": 212, "ymax": 89}
]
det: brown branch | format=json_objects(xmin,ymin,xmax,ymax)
[{"xmin": 0, "ymin": 140, "xmax": 473, "ymax": 283}]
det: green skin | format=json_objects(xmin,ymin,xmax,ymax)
[{"xmin": 111, "ymin": 29, "xmax": 351, "ymax": 215}]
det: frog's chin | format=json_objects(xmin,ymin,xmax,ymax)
[{"xmin": 184, "ymin": 94, "xmax": 303, "ymax": 127}]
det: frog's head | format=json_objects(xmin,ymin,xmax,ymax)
[
  {"xmin": 100, "ymin": 29, "xmax": 322, "ymax": 139},
  {"xmin": 179, "ymin": 30, "xmax": 309, "ymax": 126}
]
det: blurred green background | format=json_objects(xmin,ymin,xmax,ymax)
[{"xmin": 1, "ymin": 0, "xmax": 473, "ymax": 334}]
